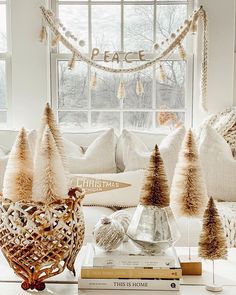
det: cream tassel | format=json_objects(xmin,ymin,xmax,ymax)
[
  {"xmin": 51, "ymin": 33, "xmax": 61, "ymax": 48},
  {"xmin": 39, "ymin": 25, "xmax": 47, "ymax": 43},
  {"xmin": 117, "ymin": 80, "xmax": 126, "ymax": 99},
  {"xmin": 136, "ymin": 77, "xmax": 144, "ymax": 96},
  {"xmin": 178, "ymin": 43, "xmax": 186, "ymax": 60},
  {"xmin": 190, "ymin": 15, "xmax": 198, "ymax": 34},
  {"xmin": 90, "ymin": 72, "xmax": 97, "ymax": 89},
  {"xmin": 68, "ymin": 52, "xmax": 76, "ymax": 70},
  {"xmin": 159, "ymin": 64, "xmax": 167, "ymax": 82}
]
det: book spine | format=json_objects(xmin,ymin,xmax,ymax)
[
  {"xmin": 78, "ymin": 278, "xmax": 180, "ymax": 291},
  {"xmin": 93, "ymin": 257, "xmax": 175, "ymax": 268},
  {"xmin": 80, "ymin": 268, "xmax": 182, "ymax": 279}
]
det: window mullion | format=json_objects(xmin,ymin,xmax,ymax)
[
  {"xmin": 88, "ymin": 0, "xmax": 92, "ymax": 128},
  {"xmin": 152, "ymin": 0, "xmax": 157, "ymax": 129}
]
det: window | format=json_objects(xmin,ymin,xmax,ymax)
[
  {"xmin": 51, "ymin": 0, "xmax": 193, "ymax": 131},
  {"xmin": 0, "ymin": 0, "xmax": 9, "ymax": 126}
]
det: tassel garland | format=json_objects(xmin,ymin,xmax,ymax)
[
  {"xmin": 68, "ymin": 52, "xmax": 76, "ymax": 70},
  {"xmin": 90, "ymin": 72, "xmax": 97, "ymax": 89},
  {"xmin": 159, "ymin": 64, "xmax": 167, "ymax": 82},
  {"xmin": 51, "ymin": 33, "xmax": 61, "ymax": 48},
  {"xmin": 136, "ymin": 78, "xmax": 144, "ymax": 96},
  {"xmin": 117, "ymin": 80, "xmax": 126, "ymax": 99},
  {"xmin": 178, "ymin": 43, "xmax": 186, "ymax": 60}
]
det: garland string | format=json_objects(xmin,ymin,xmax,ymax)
[{"xmin": 40, "ymin": 5, "xmax": 208, "ymax": 111}]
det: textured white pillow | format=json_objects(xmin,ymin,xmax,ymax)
[
  {"xmin": 117, "ymin": 127, "xmax": 185, "ymax": 184},
  {"xmin": 28, "ymin": 130, "xmax": 84, "ymax": 158},
  {"xmin": 70, "ymin": 170, "xmax": 145, "ymax": 207},
  {"xmin": 67, "ymin": 128, "xmax": 117, "ymax": 174},
  {"xmin": 199, "ymin": 125, "xmax": 236, "ymax": 201}
]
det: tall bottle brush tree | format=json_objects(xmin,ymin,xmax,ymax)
[
  {"xmin": 140, "ymin": 144, "xmax": 170, "ymax": 208},
  {"xmin": 3, "ymin": 128, "xmax": 33, "ymax": 202},
  {"xmin": 199, "ymin": 197, "xmax": 227, "ymax": 291},
  {"xmin": 36, "ymin": 103, "xmax": 68, "ymax": 173},
  {"xmin": 171, "ymin": 129, "xmax": 208, "ymax": 259}
]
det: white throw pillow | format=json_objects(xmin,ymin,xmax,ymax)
[
  {"xmin": 70, "ymin": 170, "xmax": 145, "ymax": 207},
  {"xmin": 0, "ymin": 146, "xmax": 8, "ymax": 192},
  {"xmin": 28, "ymin": 130, "xmax": 84, "ymax": 158},
  {"xmin": 67, "ymin": 128, "xmax": 117, "ymax": 174},
  {"xmin": 116, "ymin": 127, "xmax": 185, "ymax": 184},
  {"xmin": 199, "ymin": 125, "xmax": 236, "ymax": 201}
]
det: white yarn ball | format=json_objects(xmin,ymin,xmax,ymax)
[{"xmin": 93, "ymin": 216, "xmax": 125, "ymax": 251}]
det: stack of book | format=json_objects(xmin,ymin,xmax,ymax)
[{"xmin": 78, "ymin": 241, "xmax": 182, "ymax": 291}]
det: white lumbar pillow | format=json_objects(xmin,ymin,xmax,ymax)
[
  {"xmin": 117, "ymin": 126, "xmax": 185, "ymax": 184},
  {"xmin": 67, "ymin": 128, "xmax": 117, "ymax": 174},
  {"xmin": 199, "ymin": 125, "xmax": 236, "ymax": 201},
  {"xmin": 70, "ymin": 170, "xmax": 145, "ymax": 207}
]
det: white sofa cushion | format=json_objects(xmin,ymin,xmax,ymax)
[
  {"xmin": 70, "ymin": 170, "xmax": 145, "ymax": 207},
  {"xmin": 199, "ymin": 125, "xmax": 236, "ymax": 201},
  {"xmin": 116, "ymin": 126, "xmax": 185, "ymax": 184}
]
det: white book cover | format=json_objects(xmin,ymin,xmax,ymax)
[
  {"xmin": 78, "ymin": 278, "xmax": 180, "ymax": 291},
  {"xmin": 92, "ymin": 241, "xmax": 178, "ymax": 268}
]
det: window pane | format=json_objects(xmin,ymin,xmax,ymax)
[
  {"xmin": 58, "ymin": 61, "xmax": 88, "ymax": 109},
  {"xmin": 156, "ymin": 111, "xmax": 184, "ymax": 128},
  {"xmin": 124, "ymin": 111, "xmax": 152, "ymax": 130},
  {"xmin": 91, "ymin": 111, "xmax": 120, "ymax": 130},
  {"xmin": 124, "ymin": 5, "xmax": 153, "ymax": 51},
  {"xmin": 0, "ymin": 4, "xmax": 7, "ymax": 52},
  {"xmin": 123, "ymin": 66, "xmax": 153, "ymax": 109},
  {"xmin": 0, "ymin": 60, "xmax": 6, "ymax": 108},
  {"xmin": 156, "ymin": 60, "xmax": 185, "ymax": 109},
  {"xmin": 91, "ymin": 65, "xmax": 120, "ymax": 109},
  {"xmin": 58, "ymin": 111, "xmax": 88, "ymax": 128},
  {"xmin": 0, "ymin": 111, "xmax": 6, "ymax": 126},
  {"xmin": 92, "ymin": 5, "xmax": 121, "ymax": 51},
  {"xmin": 58, "ymin": 5, "xmax": 88, "ymax": 53},
  {"xmin": 156, "ymin": 5, "xmax": 187, "ymax": 44}
]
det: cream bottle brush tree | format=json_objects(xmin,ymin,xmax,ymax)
[
  {"xmin": 199, "ymin": 197, "xmax": 228, "ymax": 292},
  {"xmin": 36, "ymin": 103, "xmax": 68, "ymax": 173},
  {"xmin": 170, "ymin": 129, "xmax": 208, "ymax": 260},
  {"xmin": 32, "ymin": 125, "xmax": 68, "ymax": 203},
  {"xmin": 3, "ymin": 128, "xmax": 33, "ymax": 202}
]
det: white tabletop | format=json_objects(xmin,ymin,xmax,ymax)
[{"xmin": 0, "ymin": 247, "xmax": 235, "ymax": 294}]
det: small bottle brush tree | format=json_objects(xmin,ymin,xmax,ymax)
[
  {"xmin": 3, "ymin": 128, "xmax": 33, "ymax": 202},
  {"xmin": 36, "ymin": 103, "xmax": 68, "ymax": 173},
  {"xmin": 32, "ymin": 125, "xmax": 68, "ymax": 203},
  {"xmin": 199, "ymin": 197, "xmax": 227, "ymax": 292},
  {"xmin": 171, "ymin": 129, "xmax": 207, "ymax": 260},
  {"xmin": 140, "ymin": 144, "xmax": 170, "ymax": 208}
]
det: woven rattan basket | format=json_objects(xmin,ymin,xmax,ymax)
[{"xmin": 0, "ymin": 188, "xmax": 85, "ymax": 291}]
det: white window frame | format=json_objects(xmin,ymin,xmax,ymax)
[
  {"xmin": 50, "ymin": 0, "xmax": 194, "ymax": 131},
  {"xmin": 0, "ymin": 0, "xmax": 11, "ymax": 127}
]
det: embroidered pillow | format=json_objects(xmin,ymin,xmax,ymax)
[{"xmin": 70, "ymin": 170, "xmax": 145, "ymax": 207}]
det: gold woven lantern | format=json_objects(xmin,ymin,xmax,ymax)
[{"xmin": 0, "ymin": 187, "xmax": 85, "ymax": 291}]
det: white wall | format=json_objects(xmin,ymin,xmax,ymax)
[
  {"xmin": 10, "ymin": 0, "xmax": 49, "ymax": 130},
  {"xmin": 8, "ymin": 0, "xmax": 236, "ymax": 129},
  {"xmin": 193, "ymin": 0, "xmax": 235, "ymax": 126}
]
